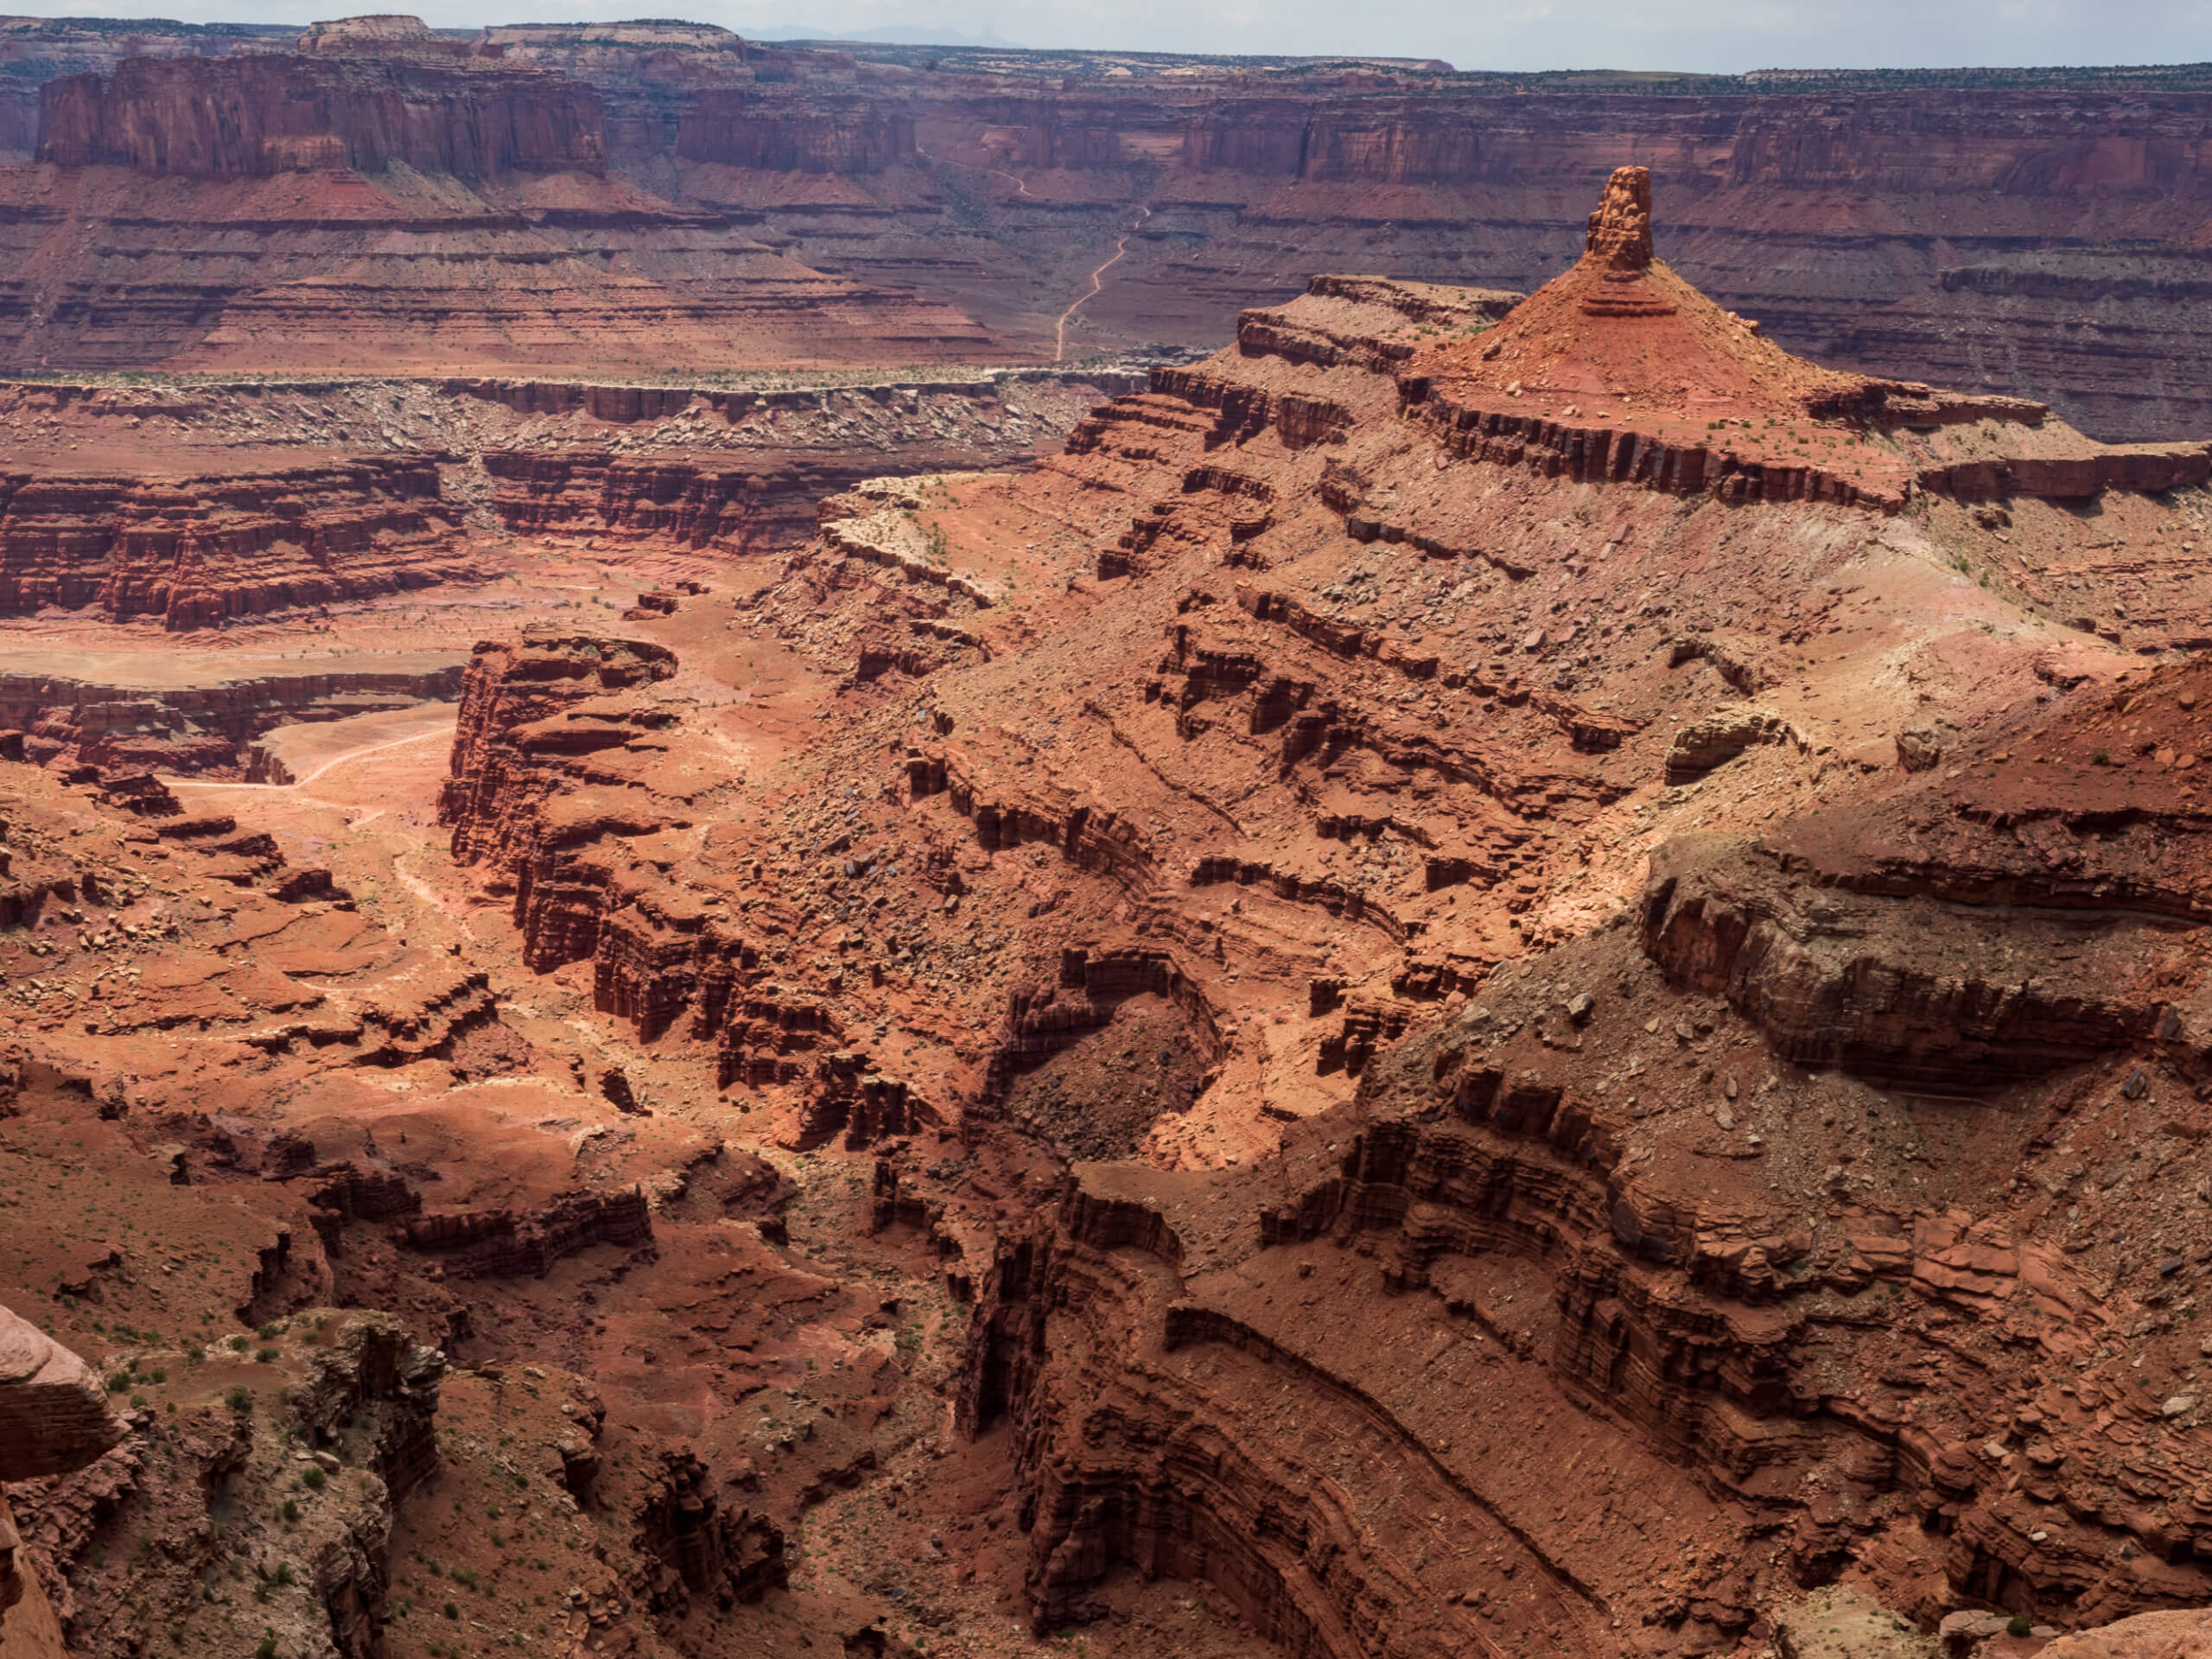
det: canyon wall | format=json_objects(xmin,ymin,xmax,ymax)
[
  {"xmin": 0, "ymin": 657, "xmax": 465, "ymax": 774},
  {"xmin": 461, "ymin": 194, "xmax": 2212, "ymax": 1651},
  {"xmin": 569, "ymin": 42, "xmax": 2212, "ymax": 436},
  {"xmin": 4, "ymin": 163, "xmax": 2212, "ymax": 1659},
  {"xmin": 0, "ymin": 455, "xmax": 477, "ymax": 628},
  {"xmin": 676, "ymin": 89, "xmax": 917, "ymax": 173},
  {"xmin": 0, "ymin": 365, "xmax": 1142, "ymax": 636},
  {"xmin": 0, "ymin": 16, "xmax": 293, "ymax": 156},
  {"xmin": 472, "ymin": 369, "xmax": 1145, "ymax": 550},
  {"xmin": 0, "ymin": 30, "xmax": 1001, "ymax": 374},
  {"xmin": 37, "ymin": 54, "xmax": 607, "ymax": 177},
  {"xmin": 6, "ymin": 27, "xmax": 2212, "ymax": 429}
]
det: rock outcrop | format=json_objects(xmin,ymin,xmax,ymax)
[
  {"xmin": 2037, "ymin": 1607, "xmax": 2212, "ymax": 1658},
  {"xmin": 651, "ymin": 66, "xmax": 2212, "ymax": 437},
  {"xmin": 400, "ymin": 1187, "xmax": 653, "ymax": 1278},
  {"xmin": 626, "ymin": 1450, "xmax": 785, "ymax": 1615},
  {"xmin": 0, "ymin": 457, "xmax": 478, "ymax": 628},
  {"xmin": 464, "ymin": 366, "xmax": 1148, "ymax": 552},
  {"xmin": 0, "ymin": 657, "xmax": 464, "ymax": 775},
  {"xmin": 38, "ymin": 53, "xmax": 607, "ymax": 178},
  {"xmin": 290, "ymin": 1313, "xmax": 444, "ymax": 1497},
  {"xmin": 0, "ymin": 1309, "xmax": 127, "ymax": 1482},
  {"xmin": 1, "ymin": 38, "xmax": 1001, "ymax": 374},
  {"xmin": 694, "ymin": 172, "xmax": 2212, "ymax": 1650},
  {"xmin": 0, "ymin": 1312, "xmax": 125, "ymax": 1659},
  {"xmin": 0, "ymin": 16, "xmax": 296, "ymax": 157},
  {"xmin": 960, "ymin": 708, "xmax": 2212, "ymax": 1640}
]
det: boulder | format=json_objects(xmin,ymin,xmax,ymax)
[
  {"xmin": 1665, "ymin": 704, "xmax": 1800, "ymax": 782},
  {"xmin": 0, "ymin": 1306, "xmax": 126, "ymax": 1483}
]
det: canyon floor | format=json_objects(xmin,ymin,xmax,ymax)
[{"xmin": 4, "ymin": 162, "xmax": 2212, "ymax": 1659}]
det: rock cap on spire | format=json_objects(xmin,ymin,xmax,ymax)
[
  {"xmin": 1584, "ymin": 164, "xmax": 1654, "ymax": 272},
  {"xmin": 1580, "ymin": 165, "xmax": 1672, "ymax": 315}
]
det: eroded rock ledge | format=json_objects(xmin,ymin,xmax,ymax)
[{"xmin": 958, "ymin": 664, "xmax": 2212, "ymax": 1654}]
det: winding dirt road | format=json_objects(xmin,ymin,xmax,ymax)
[{"xmin": 1057, "ymin": 205, "xmax": 1153, "ymax": 363}]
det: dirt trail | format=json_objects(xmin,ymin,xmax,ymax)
[
  {"xmin": 1057, "ymin": 205, "xmax": 1152, "ymax": 363},
  {"xmin": 166, "ymin": 723, "xmax": 453, "ymax": 797}
]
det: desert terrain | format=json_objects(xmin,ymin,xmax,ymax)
[{"xmin": 1, "ymin": 16, "xmax": 2211, "ymax": 1659}]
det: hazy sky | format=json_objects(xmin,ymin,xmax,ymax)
[{"xmin": 14, "ymin": 0, "xmax": 2212, "ymax": 71}]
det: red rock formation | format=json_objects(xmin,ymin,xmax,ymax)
[
  {"xmin": 0, "ymin": 42, "xmax": 1003, "ymax": 374},
  {"xmin": 0, "ymin": 1312, "xmax": 126, "ymax": 1659},
  {"xmin": 0, "ymin": 16, "xmax": 295, "ymax": 157},
  {"xmin": 5, "ymin": 35, "xmax": 2212, "ymax": 425},
  {"xmin": 400, "ymin": 1188, "xmax": 652, "ymax": 1279},
  {"xmin": 653, "ymin": 69, "xmax": 2212, "ymax": 436},
  {"xmin": 439, "ymin": 633, "xmax": 679, "ymax": 867},
  {"xmin": 677, "ymin": 89, "xmax": 916, "ymax": 173},
  {"xmin": 472, "ymin": 373, "xmax": 1144, "ymax": 552},
  {"xmin": 484, "ymin": 451, "xmax": 898, "ymax": 556},
  {"xmin": 567, "ymin": 174, "xmax": 2212, "ymax": 1649},
  {"xmin": 0, "ymin": 731, "xmax": 946, "ymax": 1659},
  {"xmin": 961, "ymin": 747, "xmax": 2212, "ymax": 1640},
  {"xmin": 0, "ymin": 1310, "xmax": 126, "ymax": 1482},
  {"xmin": 290, "ymin": 1312, "xmax": 445, "ymax": 1497},
  {"xmin": 38, "ymin": 54, "xmax": 607, "ymax": 178},
  {"xmin": 0, "ymin": 658, "xmax": 465, "ymax": 775},
  {"xmin": 16, "ymin": 154, "xmax": 2212, "ymax": 1659},
  {"xmin": 2038, "ymin": 1607, "xmax": 2212, "ymax": 1658},
  {"xmin": 0, "ymin": 456, "xmax": 477, "ymax": 628},
  {"xmin": 626, "ymin": 1449, "xmax": 785, "ymax": 1615}
]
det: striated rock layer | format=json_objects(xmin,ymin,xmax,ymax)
[
  {"xmin": 0, "ymin": 364, "xmax": 1143, "ymax": 639},
  {"xmin": 0, "ymin": 653, "xmax": 465, "ymax": 775},
  {"xmin": 0, "ymin": 747, "xmax": 946, "ymax": 1659},
  {"xmin": 0, "ymin": 1313, "xmax": 124, "ymax": 1659},
  {"xmin": 421, "ymin": 170, "xmax": 2212, "ymax": 1656},
  {"xmin": 37, "ymin": 53, "xmax": 608, "ymax": 178},
  {"xmin": 0, "ymin": 36, "xmax": 1003, "ymax": 373},
  {"xmin": 4, "ymin": 27, "xmax": 2212, "ymax": 427},
  {"xmin": 0, "ymin": 455, "xmax": 477, "ymax": 628},
  {"xmin": 0, "ymin": 1309, "xmax": 126, "ymax": 1483}
]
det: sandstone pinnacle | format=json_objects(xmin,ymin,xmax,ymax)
[{"xmin": 1584, "ymin": 163, "xmax": 1656, "ymax": 272}]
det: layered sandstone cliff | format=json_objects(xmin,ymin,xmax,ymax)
[
  {"xmin": 38, "ymin": 53, "xmax": 607, "ymax": 177},
  {"xmin": 0, "ymin": 653, "xmax": 464, "ymax": 774},
  {"xmin": 7, "ymin": 31, "xmax": 2211, "ymax": 424},
  {"xmin": 0, "ymin": 16, "xmax": 294, "ymax": 157},
  {"xmin": 0, "ymin": 455, "xmax": 477, "ymax": 628},
  {"xmin": 8, "ymin": 148, "xmax": 2212, "ymax": 1659},
  {"xmin": 653, "ymin": 62, "xmax": 2212, "ymax": 436},
  {"xmin": 0, "ymin": 32, "xmax": 1001, "ymax": 373}
]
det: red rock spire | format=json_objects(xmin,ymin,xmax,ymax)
[
  {"xmin": 1580, "ymin": 164, "xmax": 1675, "ymax": 315},
  {"xmin": 1583, "ymin": 164, "xmax": 1655, "ymax": 271}
]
